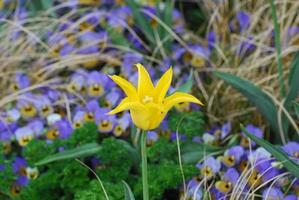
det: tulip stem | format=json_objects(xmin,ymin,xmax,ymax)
[{"xmin": 141, "ymin": 130, "xmax": 149, "ymax": 200}]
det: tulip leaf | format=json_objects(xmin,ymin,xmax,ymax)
[
  {"xmin": 241, "ymin": 124, "xmax": 299, "ymax": 178},
  {"xmin": 214, "ymin": 71, "xmax": 282, "ymax": 142},
  {"xmin": 176, "ymin": 70, "xmax": 194, "ymax": 93},
  {"xmin": 35, "ymin": 143, "xmax": 102, "ymax": 166},
  {"xmin": 122, "ymin": 181, "xmax": 136, "ymax": 200},
  {"xmin": 125, "ymin": 0, "xmax": 154, "ymax": 43},
  {"xmin": 286, "ymin": 52, "xmax": 299, "ymax": 107}
]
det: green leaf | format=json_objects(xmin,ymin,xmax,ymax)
[
  {"xmin": 286, "ymin": 52, "xmax": 299, "ymax": 106},
  {"xmin": 35, "ymin": 143, "xmax": 102, "ymax": 166},
  {"xmin": 295, "ymin": 103, "xmax": 299, "ymax": 119},
  {"xmin": 181, "ymin": 143, "xmax": 224, "ymax": 164},
  {"xmin": 175, "ymin": 70, "xmax": 194, "ymax": 93},
  {"xmin": 104, "ymin": 26, "xmax": 131, "ymax": 47},
  {"xmin": 241, "ymin": 124, "xmax": 299, "ymax": 179},
  {"xmin": 125, "ymin": 0, "xmax": 154, "ymax": 43},
  {"xmin": 156, "ymin": 0, "xmax": 173, "ymax": 53},
  {"xmin": 168, "ymin": 110, "xmax": 204, "ymax": 140},
  {"xmin": 122, "ymin": 181, "xmax": 136, "ymax": 200},
  {"xmin": 214, "ymin": 71, "xmax": 281, "ymax": 141}
]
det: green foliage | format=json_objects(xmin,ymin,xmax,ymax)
[
  {"xmin": 125, "ymin": 0, "xmax": 155, "ymax": 43},
  {"xmin": 96, "ymin": 138, "xmax": 134, "ymax": 182},
  {"xmin": 241, "ymin": 124, "xmax": 299, "ymax": 179},
  {"xmin": 175, "ymin": 71, "xmax": 194, "ymax": 93},
  {"xmin": 168, "ymin": 110, "xmax": 204, "ymax": 139},
  {"xmin": 23, "ymin": 140, "xmax": 56, "ymax": 166},
  {"xmin": 148, "ymin": 137, "xmax": 177, "ymax": 163},
  {"xmin": 181, "ymin": 142, "xmax": 224, "ymax": 164},
  {"xmin": 66, "ymin": 122, "xmax": 99, "ymax": 147},
  {"xmin": 122, "ymin": 181, "xmax": 136, "ymax": 200},
  {"xmin": 134, "ymin": 162, "xmax": 197, "ymax": 200},
  {"xmin": 75, "ymin": 180, "xmax": 124, "ymax": 200},
  {"xmin": 0, "ymin": 152, "xmax": 15, "ymax": 198},
  {"xmin": 35, "ymin": 143, "xmax": 102, "ymax": 166},
  {"xmin": 295, "ymin": 103, "xmax": 299, "ymax": 119},
  {"xmin": 214, "ymin": 71, "xmax": 282, "ymax": 142}
]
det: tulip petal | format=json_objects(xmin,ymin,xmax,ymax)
[
  {"xmin": 109, "ymin": 75, "xmax": 138, "ymax": 98},
  {"xmin": 154, "ymin": 67, "xmax": 173, "ymax": 103},
  {"xmin": 136, "ymin": 63, "xmax": 154, "ymax": 97},
  {"xmin": 164, "ymin": 92, "xmax": 203, "ymax": 111},
  {"xmin": 108, "ymin": 98, "xmax": 141, "ymax": 115}
]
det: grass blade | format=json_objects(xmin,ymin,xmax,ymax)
[
  {"xmin": 122, "ymin": 181, "xmax": 136, "ymax": 200},
  {"xmin": 125, "ymin": 0, "xmax": 154, "ymax": 43},
  {"xmin": 215, "ymin": 71, "xmax": 281, "ymax": 141},
  {"xmin": 268, "ymin": 0, "xmax": 286, "ymax": 97},
  {"xmin": 241, "ymin": 124, "xmax": 299, "ymax": 179},
  {"xmin": 35, "ymin": 143, "xmax": 102, "ymax": 166},
  {"xmin": 175, "ymin": 70, "xmax": 194, "ymax": 93}
]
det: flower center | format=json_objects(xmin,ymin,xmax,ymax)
[{"xmin": 142, "ymin": 95, "xmax": 153, "ymax": 104}]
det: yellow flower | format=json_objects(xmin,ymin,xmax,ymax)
[{"xmin": 108, "ymin": 64, "xmax": 203, "ymax": 130}]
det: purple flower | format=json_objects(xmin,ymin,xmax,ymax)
[
  {"xmin": 13, "ymin": 157, "xmax": 28, "ymax": 176},
  {"xmin": 262, "ymin": 187, "xmax": 283, "ymax": 200},
  {"xmin": 241, "ymin": 124, "xmax": 263, "ymax": 147},
  {"xmin": 230, "ymin": 11, "xmax": 250, "ymax": 32},
  {"xmin": 282, "ymin": 142, "xmax": 299, "ymax": 158},
  {"xmin": 15, "ymin": 126, "xmax": 34, "ymax": 146},
  {"xmin": 222, "ymin": 146, "xmax": 244, "ymax": 167},
  {"xmin": 113, "ymin": 112, "xmax": 131, "ymax": 137},
  {"xmin": 146, "ymin": 131, "xmax": 159, "ymax": 145},
  {"xmin": 87, "ymin": 71, "xmax": 110, "ymax": 97},
  {"xmin": 10, "ymin": 72, "xmax": 30, "ymax": 92},
  {"xmin": 104, "ymin": 90, "xmax": 121, "ymax": 108},
  {"xmin": 196, "ymin": 156, "xmax": 221, "ymax": 178},
  {"xmin": 215, "ymin": 168, "xmax": 240, "ymax": 194},
  {"xmin": 95, "ymin": 108, "xmax": 116, "ymax": 133},
  {"xmin": 47, "ymin": 119, "xmax": 73, "ymax": 140}
]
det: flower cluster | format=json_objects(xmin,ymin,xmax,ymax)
[{"xmin": 184, "ymin": 124, "xmax": 299, "ymax": 200}]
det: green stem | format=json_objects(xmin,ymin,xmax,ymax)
[
  {"xmin": 141, "ymin": 130, "xmax": 149, "ymax": 200},
  {"xmin": 268, "ymin": 0, "xmax": 286, "ymax": 97}
]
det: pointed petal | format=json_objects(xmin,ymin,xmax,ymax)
[
  {"xmin": 109, "ymin": 75, "xmax": 138, "ymax": 98},
  {"xmin": 136, "ymin": 63, "xmax": 154, "ymax": 97},
  {"xmin": 164, "ymin": 92, "xmax": 203, "ymax": 111},
  {"xmin": 154, "ymin": 67, "xmax": 173, "ymax": 103},
  {"xmin": 108, "ymin": 98, "xmax": 144, "ymax": 115}
]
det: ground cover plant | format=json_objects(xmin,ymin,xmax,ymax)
[{"xmin": 0, "ymin": 0, "xmax": 298, "ymax": 199}]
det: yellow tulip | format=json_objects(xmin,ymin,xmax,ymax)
[{"xmin": 108, "ymin": 64, "xmax": 203, "ymax": 130}]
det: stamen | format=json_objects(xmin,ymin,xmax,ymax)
[{"xmin": 142, "ymin": 95, "xmax": 153, "ymax": 104}]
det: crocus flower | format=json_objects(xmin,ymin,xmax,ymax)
[{"xmin": 108, "ymin": 64, "xmax": 203, "ymax": 130}]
